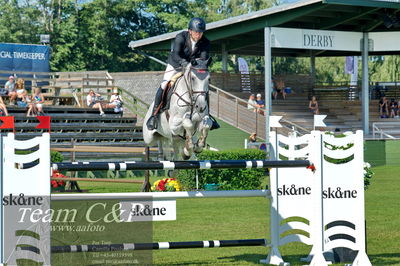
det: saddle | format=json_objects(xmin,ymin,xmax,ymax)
[{"xmin": 159, "ymin": 72, "xmax": 183, "ymax": 113}]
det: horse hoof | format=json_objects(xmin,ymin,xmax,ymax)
[
  {"xmin": 194, "ymin": 148, "xmax": 203, "ymax": 154},
  {"xmin": 194, "ymin": 144, "xmax": 203, "ymax": 153},
  {"xmin": 182, "ymin": 154, "xmax": 190, "ymax": 160},
  {"xmin": 183, "ymin": 147, "xmax": 191, "ymax": 158},
  {"xmin": 167, "ymin": 170, "xmax": 174, "ymax": 177}
]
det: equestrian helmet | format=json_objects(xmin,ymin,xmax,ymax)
[{"xmin": 188, "ymin": 17, "xmax": 206, "ymax": 32}]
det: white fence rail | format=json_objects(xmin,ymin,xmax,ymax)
[{"xmin": 372, "ymin": 122, "xmax": 400, "ymax": 139}]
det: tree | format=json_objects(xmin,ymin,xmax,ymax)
[{"xmin": 0, "ymin": 0, "xmax": 42, "ymax": 44}]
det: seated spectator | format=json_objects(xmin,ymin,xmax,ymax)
[
  {"xmin": 389, "ymin": 98, "xmax": 398, "ymax": 118},
  {"xmin": 27, "ymin": 87, "xmax": 45, "ymax": 116},
  {"xmin": 15, "ymin": 78, "xmax": 28, "ymax": 107},
  {"xmin": 379, "ymin": 96, "xmax": 389, "ymax": 118},
  {"xmin": 247, "ymin": 94, "xmax": 257, "ymax": 112},
  {"xmin": 309, "ymin": 96, "xmax": 319, "ymax": 115},
  {"xmin": 87, "ymin": 89, "xmax": 105, "ymax": 116},
  {"xmin": 275, "ymin": 77, "xmax": 287, "ymax": 100},
  {"xmin": 249, "ymin": 133, "xmax": 257, "ymax": 143},
  {"xmin": 104, "ymin": 88, "xmax": 123, "ymax": 113},
  {"xmin": 3, "ymin": 76, "xmax": 17, "ymax": 104},
  {"xmin": 256, "ymin": 93, "xmax": 265, "ymax": 115},
  {"xmin": 0, "ymin": 96, "xmax": 9, "ymax": 116}
]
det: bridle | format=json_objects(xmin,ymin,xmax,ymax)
[{"xmin": 173, "ymin": 66, "xmax": 209, "ymax": 115}]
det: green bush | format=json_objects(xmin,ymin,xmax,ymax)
[
  {"xmin": 51, "ymin": 151, "xmax": 63, "ymax": 163},
  {"xmin": 177, "ymin": 149, "xmax": 267, "ymax": 191}
]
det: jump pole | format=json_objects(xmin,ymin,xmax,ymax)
[
  {"xmin": 47, "ymin": 159, "xmax": 312, "ymax": 172},
  {"xmin": 51, "ymin": 177, "xmax": 143, "ymax": 184},
  {"xmin": 18, "ymin": 239, "xmax": 268, "ymax": 254},
  {"xmin": 51, "ymin": 189, "xmax": 271, "ymax": 201}
]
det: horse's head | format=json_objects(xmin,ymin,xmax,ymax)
[{"xmin": 184, "ymin": 58, "xmax": 211, "ymax": 94}]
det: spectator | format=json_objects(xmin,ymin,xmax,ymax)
[
  {"xmin": 249, "ymin": 133, "xmax": 257, "ymax": 143},
  {"xmin": 4, "ymin": 76, "xmax": 17, "ymax": 105},
  {"xmin": 0, "ymin": 96, "xmax": 9, "ymax": 116},
  {"xmin": 27, "ymin": 87, "xmax": 45, "ymax": 116},
  {"xmin": 275, "ymin": 77, "xmax": 287, "ymax": 100},
  {"xmin": 104, "ymin": 88, "xmax": 123, "ymax": 113},
  {"xmin": 87, "ymin": 89, "xmax": 105, "ymax": 116},
  {"xmin": 256, "ymin": 93, "xmax": 265, "ymax": 115},
  {"xmin": 389, "ymin": 98, "xmax": 398, "ymax": 118},
  {"xmin": 379, "ymin": 96, "xmax": 389, "ymax": 118},
  {"xmin": 309, "ymin": 96, "xmax": 319, "ymax": 115},
  {"xmin": 15, "ymin": 78, "xmax": 28, "ymax": 107},
  {"xmin": 272, "ymin": 78, "xmax": 278, "ymax": 100},
  {"xmin": 247, "ymin": 94, "xmax": 257, "ymax": 112}
]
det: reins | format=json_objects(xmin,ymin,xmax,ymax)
[{"xmin": 173, "ymin": 66, "xmax": 208, "ymax": 110}]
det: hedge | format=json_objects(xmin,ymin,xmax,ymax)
[{"xmin": 177, "ymin": 149, "xmax": 267, "ymax": 191}]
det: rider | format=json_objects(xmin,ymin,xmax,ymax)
[{"xmin": 146, "ymin": 17, "xmax": 218, "ymax": 130}]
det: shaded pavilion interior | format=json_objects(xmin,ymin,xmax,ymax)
[{"xmin": 129, "ymin": 0, "xmax": 400, "ymax": 135}]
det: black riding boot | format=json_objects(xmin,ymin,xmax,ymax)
[
  {"xmin": 206, "ymin": 93, "xmax": 220, "ymax": 130},
  {"xmin": 147, "ymin": 87, "xmax": 163, "ymax": 130}
]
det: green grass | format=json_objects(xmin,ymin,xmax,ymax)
[
  {"xmin": 50, "ymin": 165, "xmax": 400, "ymax": 265},
  {"xmin": 364, "ymin": 165, "xmax": 400, "ymax": 265},
  {"xmin": 207, "ymin": 118, "xmax": 251, "ymax": 150},
  {"xmin": 57, "ymin": 173, "xmax": 163, "ymax": 193}
]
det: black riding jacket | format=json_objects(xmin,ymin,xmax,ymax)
[{"xmin": 167, "ymin": 31, "xmax": 210, "ymax": 69}]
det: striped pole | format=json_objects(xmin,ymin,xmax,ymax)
[
  {"xmin": 19, "ymin": 239, "xmax": 267, "ymax": 253},
  {"xmin": 51, "ymin": 189, "xmax": 270, "ymax": 201},
  {"xmin": 46, "ymin": 159, "xmax": 311, "ymax": 172},
  {"xmin": 51, "ymin": 177, "xmax": 143, "ymax": 184}
]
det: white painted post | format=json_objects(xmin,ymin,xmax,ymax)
[
  {"xmin": 261, "ymin": 131, "xmax": 284, "ymax": 265},
  {"xmin": 309, "ymin": 131, "xmax": 329, "ymax": 266},
  {"xmin": 1, "ymin": 134, "xmax": 51, "ymax": 265},
  {"xmin": 352, "ymin": 130, "xmax": 372, "ymax": 265},
  {"xmin": 264, "ymin": 26, "xmax": 272, "ymax": 149}
]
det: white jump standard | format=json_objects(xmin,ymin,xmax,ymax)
[{"xmin": 0, "ymin": 131, "xmax": 371, "ymax": 266}]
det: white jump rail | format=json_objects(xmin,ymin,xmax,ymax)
[{"xmin": 51, "ymin": 190, "xmax": 271, "ymax": 201}]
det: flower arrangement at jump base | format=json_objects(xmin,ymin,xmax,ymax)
[
  {"xmin": 151, "ymin": 178, "xmax": 182, "ymax": 192},
  {"xmin": 51, "ymin": 170, "xmax": 67, "ymax": 192},
  {"xmin": 363, "ymin": 162, "xmax": 374, "ymax": 190}
]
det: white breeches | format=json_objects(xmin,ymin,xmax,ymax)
[{"xmin": 161, "ymin": 64, "xmax": 179, "ymax": 90}]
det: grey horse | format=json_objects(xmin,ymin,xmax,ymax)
[{"xmin": 143, "ymin": 60, "xmax": 212, "ymax": 160}]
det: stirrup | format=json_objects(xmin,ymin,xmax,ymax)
[{"xmin": 147, "ymin": 115, "xmax": 158, "ymax": 130}]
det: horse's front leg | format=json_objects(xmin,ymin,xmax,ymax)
[
  {"xmin": 182, "ymin": 112, "xmax": 194, "ymax": 157},
  {"xmin": 194, "ymin": 116, "xmax": 212, "ymax": 153}
]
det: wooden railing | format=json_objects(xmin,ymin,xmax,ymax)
[
  {"xmin": 209, "ymin": 84, "xmax": 310, "ymax": 139},
  {"xmin": 117, "ymin": 87, "xmax": 149, "ymax": 121},
  {"xmin": 0, "ymin": 70, "xmax": 116, "ymax": 107}
]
